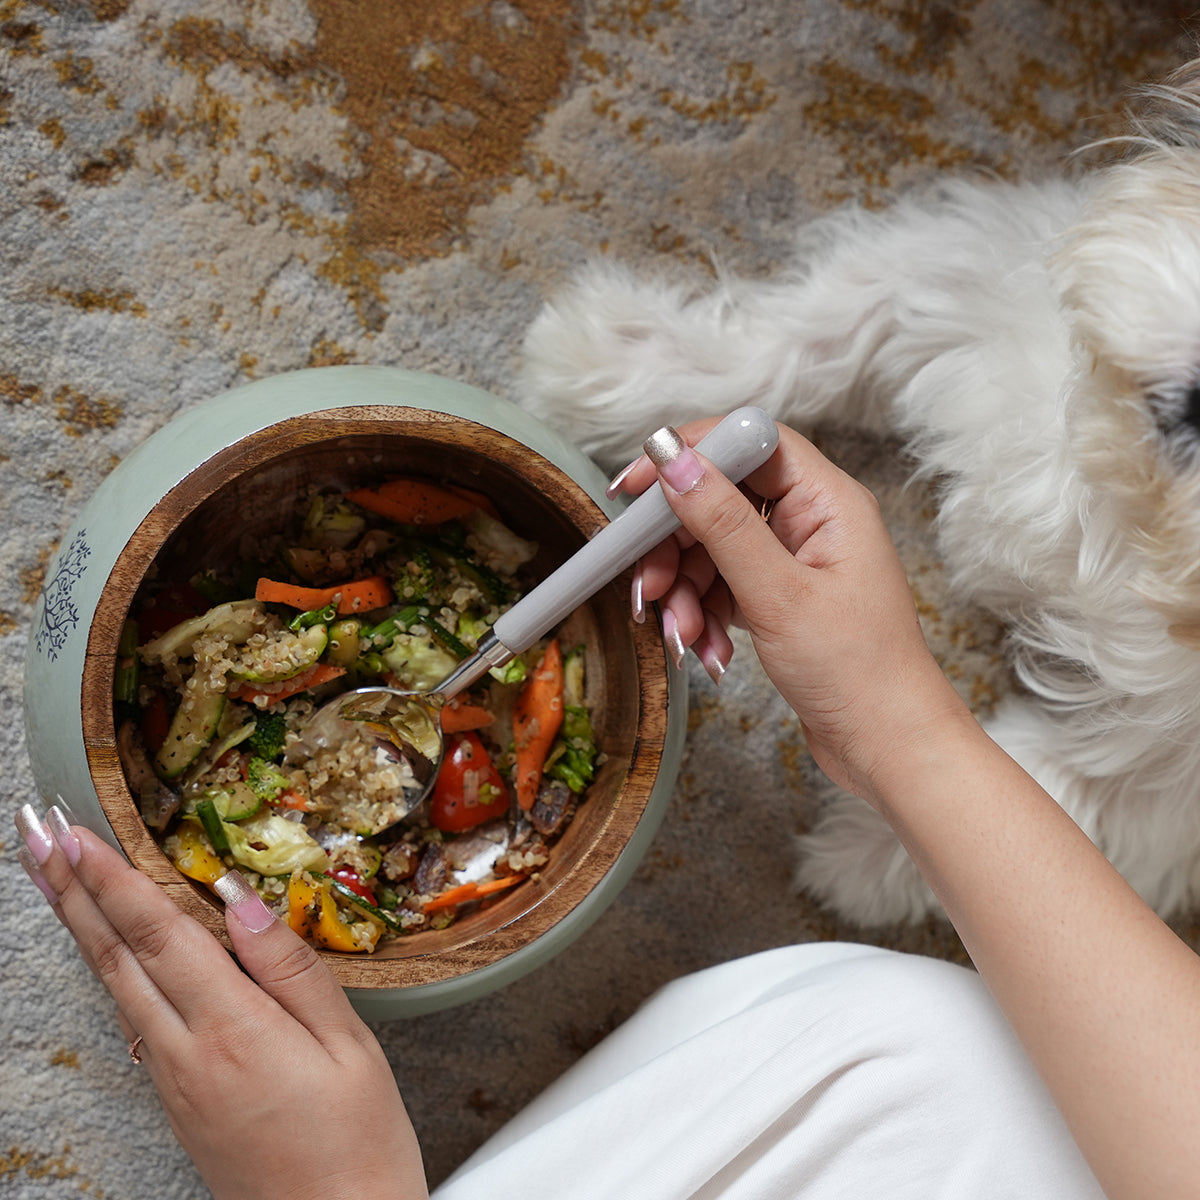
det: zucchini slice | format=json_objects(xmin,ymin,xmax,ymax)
[
  {"xmin": 228, "ymin": 624, "xmax": 328, "ymax": 684},
  {"xmin": 154, "ymin": 686, "xmax": 226, "ymax": 780},
  {"xmin": 325, "ymin": 876, "xmax": 405, "ymax": 932},
  {"xmin": 141, "ymin": 600, "xmax": 264, "ymax": 663}
]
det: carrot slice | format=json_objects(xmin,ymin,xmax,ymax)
[
  {"xmin": 444, "ymin": 483, "xmax": 502, "ymax": 520},
  {"xmin": 255, "ymin": 575, "xmax": 393, "ymax": 615},
  {"xmin": 512, "ymin": 639, "xmax": 564, "ymax": 811},
  {"xmin": 275, "ymin": 787, "xmax": 315, "ymax": 812},
  {"xmin": 228, "ymin": 662, "xmax": 346, "ymax": 705},
  {"xmin": 422, "ymin": 874, "xmax": 525, "ymax": 914},
  {"xmin": 439, "ymin": 698, "xmax": 496, "ymax": 733},
  {"xmin": 346, "ymin": 478, "xmax": 479, "ymax": 526}
]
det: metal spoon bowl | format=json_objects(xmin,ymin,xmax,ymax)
[{"xmin": 302, "ymin": 407, "xmax": 780, "ymax": 825}]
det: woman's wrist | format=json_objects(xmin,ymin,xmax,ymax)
[{"xmin": 849, "ymin": 673, "xmax": 986, "ymax": 818}]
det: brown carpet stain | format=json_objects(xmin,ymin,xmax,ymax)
[
  {"xmin": 38, "ymin": 115, "xmax": 65, "ymax": 147},
  {"xmin": 53, "ymin": 50, "xmax": 105, "ymax": 95},
  {"xmin": 807, "ymin": 0, "xmax": 1195, "ymax": 202},
  {"xmin": 656, "ymin": 60, "xmax": 776, "ymax": 126},
  {"xmin": 0, "ymin": 12, "xmax": 44, "ymax": 57},
  {"xmin": 42, "ymin": 468, "xmax": 73, "ymax": 490},
  {"xmin": 0, "ymin": 1144, "xmax": 103, "ymax": 1195},
  {"xmin": 74, "ymin": 140, "xmax": 135, "ymax": 187},
  {"xmin": 591, "ymin": 0, "xmax": 686, "ymax": 43},
  {"xmin": 309, "ymin": 0, "xmax": 579, "ymax": 314},
  {"xmin": 0, "ymin": 372, "xmax": 42, "ymax": 406},
  {"xmin": 54, "ymin": 384, "xmax": 122, "ymax": 437},
  {"xmin": 804, "ymin": 60, "xmax": 977, "ymax": 195},
  {"xmin": 22, "ymin": 544, "xmax": 54, "ymax": 606},
  {"xmin": 81, "ymin": 0, "xmax": 131, "ymax": 19},
  {"xmin": 776, "ymin": 725, "xmax": 810, "ymax": 797},
  {"xmin": 686, "ymin": 688, "xmax": 721, "ymax": 732},
  {"xmin": 47, "ymin": 286, "xmax": 147, "ymax": 316},
  {"xmin": 308, "ymin": 337, "xmax": 355, "ymax": 367},
  {"xmin": 845, "ymin": 0, "xmax": 977, "ymax": 79},
  {"xmin": 153, "ymin": 3, "xmax": 580, "ymax": 324}
]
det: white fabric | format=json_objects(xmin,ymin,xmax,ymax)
[{"xmin": 433, "ymin": 943, "xmax": 1104, "ymax": 1200}]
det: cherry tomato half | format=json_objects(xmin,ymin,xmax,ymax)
[
  {"xmin": 430, "ymin": 731, "xmax": 510, "ymax": 832},
  {"xmin": 329, "ymin": 866, "xmax": 377, "ymax": 905}
]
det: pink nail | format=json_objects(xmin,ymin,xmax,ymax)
[
  {"xmin": 605, "ymin": 457, "xmax": 642, "ymax": 500},
  {"xmin": 661, "ymin": 608, "xmax": 686, "ymax": 670},
  {"xmin": 696, "ymin": 638, "xmax": 727, "ymax": 686},
  {"xmin": 18, "ymin": 846, "xmax": 58, "ymax": 905},
  {"xmin": 699, "ymin": 616, "xmax": 734, "ymax": 686},
  {"xmin": 46, "ymin": 806, "xmax": 81, "ymax": 866},
  {"xmin": 214, "ymin": 870, "xmax": 277, "ymax": 934},
  {"xmin": 631, "ymin": 564, "xmax": 646, "ymax": 624},
  {"xmin": 16, "ymin": 803, "xmax": 54, "ymax": 866},
  {"xmin": 643, "ymin": 426, "xmax": 704, "ymax": 495}
]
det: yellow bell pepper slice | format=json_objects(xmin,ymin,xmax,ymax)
[
  {"xmin": 287, "ymin": 874, "xmax": 382, "ymax": 953},
  {"xmin": 166, "ymin": 820, "xmax": 227, "ymax": 889}
]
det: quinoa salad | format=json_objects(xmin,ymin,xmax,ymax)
[{"xmin": 116, "ymin": 476, "xmax": 599, "ymax": 953}]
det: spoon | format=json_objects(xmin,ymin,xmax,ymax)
[{"xmin": 295, "ymin": 406, "xmax": 780, "ymax": 822}]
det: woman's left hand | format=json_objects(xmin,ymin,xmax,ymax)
[{"xmin": 16, "ymin": 803, "xmax": 429, "ymax": 1200}]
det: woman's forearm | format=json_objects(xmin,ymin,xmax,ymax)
[
  {"xmin": 873, "ymin": 714, "xmax": 1200, "ymax": 1200},
  {"xmin": 632, "ymin": 420, "xmax": 1200, "ymax": 1196}
]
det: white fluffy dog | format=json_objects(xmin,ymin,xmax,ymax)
[{"xmin": 517, "ymin": 60, "xmax": 1200, "ymax": 927}]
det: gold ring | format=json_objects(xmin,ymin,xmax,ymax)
[
  {"xmin": 128, "ymin": 1035, "xmax": 144, "ymax": 1064},
  {"xmin": 760, "ymin": 498, "xmax": 776, "ymax": 524}
]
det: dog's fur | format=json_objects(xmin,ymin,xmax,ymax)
[{"xmin": 517, "ymin": 60, "xmax": 1200, "ymax": 926}]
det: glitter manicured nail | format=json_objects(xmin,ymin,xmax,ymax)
[
  {"xmin": 643, "ymin": 426, "xmax": 704, "ymax": 495},
  {"xmin": 46, "ymin": 806, "xmax": 81, "ymax": 866},
  {"xmin": 16, "ymin": 804, "xmax": 54, "ymax": 866},
  {"xmin": 631, "ymin": 563, "xmax": 646, "ymax": 624},
  {"xmin": 661, "ymin": 608, "xmax": 686, "ymax": 670},
  {"xmin": 697, "ymin": 639, "xmax": 727, "ymax": 687},
  {"xmin": 698, "ymin": 616, "xmax": 735, "ymax": 687},
  {"xmin": 18, "ymin": 846, "xmax": 58, "ymax": 905},
  {"xmin": 214, "ymin": 870, "xmax": 277, "ymax": 934},
  {"xmin": 605, "ymin": 457, "xmax": 641, "ymax": 500}
]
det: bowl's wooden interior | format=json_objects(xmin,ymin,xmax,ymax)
[{"xmin": 82, "ymin": 407, "xmax": 670, "ymax": 989}]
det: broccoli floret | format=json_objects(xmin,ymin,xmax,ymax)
[
  {"xmin": 246, "ymin": 756, "xmax": 291, "ymax": 804},
  {"xmin": 546, "ymin": 707, "xmax": 598, "ymax": 794},
  {"xmin": 245, "ymin": 712, "xmax": 287, "ymax": 760}
]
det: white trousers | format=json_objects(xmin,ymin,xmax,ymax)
[{"xmin": 433, "ymin": 943, "xmax": 1104, "ymax": 1199}]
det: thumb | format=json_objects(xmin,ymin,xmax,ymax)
[
  {"xmin": 644, "ymin": 425, "xmax": 799, "ymax": 614},
  {"xmin": 214, "ymin": 870, "xmax": 365, "ymax": 1039}
]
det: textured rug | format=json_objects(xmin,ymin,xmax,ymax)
[{"xmin": 4, "ymin": 1, "xmax": 1199, "ymax": 1194}]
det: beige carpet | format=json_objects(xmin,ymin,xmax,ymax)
[{"xmin": 4, "ymin": 1, "xmax": 1198, "ymax": 1193}]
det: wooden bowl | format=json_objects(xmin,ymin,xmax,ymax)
[{"xmin": 27, "ymin": 368, "xmax": 683, "ymax": 1018}]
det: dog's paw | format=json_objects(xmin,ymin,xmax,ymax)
[{"xmin": 795, "ymin": 795, "xmax": 942, "ymax": 926}]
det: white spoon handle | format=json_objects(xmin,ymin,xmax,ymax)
[{"xmin": 491, "ymin": 406, "xmax": 778, "ymax": 657}]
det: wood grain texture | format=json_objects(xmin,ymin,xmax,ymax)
[{"xmin": 81, "ymin": 406, "xmax": 670, "ymax": 988}]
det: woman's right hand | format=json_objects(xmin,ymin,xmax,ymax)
[{"xmin": 618, "ymin": 420, "xmax": 974, "ymax": 805}]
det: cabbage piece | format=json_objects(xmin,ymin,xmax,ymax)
[
  {"xmin": 140, "ymin": 600, "xmax": 265, "ymax": 663},
  {"xmin": 381, "ymin": 633, "xmax": 459, "ymax": 691},
  {"xmin": 465, "ymin": 509, "xmax": 538, "ymax": 575},
  {"xmin": 223, "ymin": 811, "xmax": 329, "ymax": 875}
]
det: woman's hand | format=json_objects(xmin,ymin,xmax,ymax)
[
  {"xmin": 15, "ymin": 804, "xmax": 428, "ymax": 1200},
  {"xmin": 618, "ymin": 422, "xmax": 1200, "ymax": 1200},
  {"xmin": 614, "ymin": 419, "xmax": 973, "ymax": 804}
]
